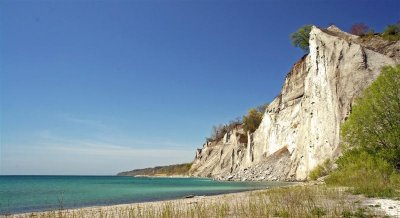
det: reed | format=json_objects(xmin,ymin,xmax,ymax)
[{"xmin": 7, "ymin": 185, "xmax": 384, "ymax": 218}]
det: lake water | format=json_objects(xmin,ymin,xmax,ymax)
[{"xmin": 0, "ymin": 176, "xmax": 292, "ymax": 214}]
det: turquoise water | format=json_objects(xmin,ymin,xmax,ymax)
[{"xmin": 0, "ymin": 176, "xmax": 292, "ymax": 214}]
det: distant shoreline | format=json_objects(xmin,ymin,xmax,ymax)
[{"xmin": 123, "ymin": 174, "xmax": 192, "ymax": 178}]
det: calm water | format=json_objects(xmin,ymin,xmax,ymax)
[{"xmin": 0, "ymin": 176, "xmax": 292, "ymax": 214}]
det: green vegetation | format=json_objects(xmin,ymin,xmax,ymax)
[
  {"xmin": 340, "ymin": 65, "xmax": 400, "ymax": 170},
  {"xmin": 326, "ymin": 150, "xmax": 400, "ymax": 197},
  {"xmin": 291, "ymin": 22, "xmax": 400, "ymax": 52},
  {"xmin": 351, "ymin": 21, "xmax": 400, "ymax": 41},
  {"xmin": 326, "ymin": 65, "xmax": 400, "ymax": 198},
  {"xmin": 207, "ymin": 118, "xmax": 242, "ymax": 142},
  {"xmin": 16, "ymin": 185, "xmax": 383, "ymax": 218},
  {"xmin": 290, "ymin": 25, "xmax": 312, "ymax": 53},
  {"xmin": 309, "ymin": 159, "xmax": 333, "ymax": 181},
  {"xmin": 382, "ymin": 23, "xmax": 400, "ymax": 41},
  {"xmin": 243, "ymin": 104, "xmax": 267, "ymax": 133},
  {"xmin": 118, "ymin": 163, "xmax": 193, "ymax": 176},
  {"xmin": 207, "ymin": 103, "xmax": 267, "ymax": 141}
]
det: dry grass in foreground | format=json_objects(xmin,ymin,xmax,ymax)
[{"xmin": 5, "ymin": 185, "xmax": 388, "ymax": 218}]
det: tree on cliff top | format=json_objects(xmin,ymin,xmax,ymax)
[
  {"xmin": 350, "ymin": 23, "xmax": 369, "ymax": 36},
  {"xmin": 290, "ymin": 25, "xmax": 312, "ymax": 53}
]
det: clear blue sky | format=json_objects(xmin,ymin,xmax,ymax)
[{"xmin": 1, "ymin": 0, "xmax": 398, "ymax": 175}]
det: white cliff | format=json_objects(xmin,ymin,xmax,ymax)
[{"xmin": 190, "ymin": 25, "xmax": 400, "ymax": 181}]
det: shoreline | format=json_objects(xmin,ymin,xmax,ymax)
[
  {"xmin": 5, "ymin": 183, "xmax": 399, "ymax": 217},
  {"xmin": 1, "ymin": 175, "xmax": 296, "ymax": 216},
  {"xmin": 8, "ymin": 188, "xmax": 265, "ymax": 215},
  {"xmin": 6, "ymin": 188, "xmax": 267, "ymax": 217},
  {"xmin": 5, "ymin": 180, "xmax": 303, "ymax": 217}
]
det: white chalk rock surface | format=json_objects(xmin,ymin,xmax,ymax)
[{"xmin": 190, "ymin": 26, "xmax": 400, "ymax": 181}]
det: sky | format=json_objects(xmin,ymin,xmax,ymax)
[{"xmin": 0, "ymin": 0, "xmax": 399, "ymax": 175}]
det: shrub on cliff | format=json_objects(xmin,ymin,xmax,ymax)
[
  {"xmin": 208, "ymin": 104, "xmax": 268, "ymax": 141},
  {"xmin": 243, "ymin": 105, "xmax": 267, "ymax": 133},
  {"xmin": 326, "ymin": 65, "xmax": 400, "ymax": 197},
  {"xmin": 208, "ymin": 118, "xmax": 242, "ymax": 142},
  {"xmin": 382, "ymin": 23, "xmax": 400, "ymax": 41},
  {"xmin": 290, "ymin": 25, "xmax": 312, "ymax": 53}
]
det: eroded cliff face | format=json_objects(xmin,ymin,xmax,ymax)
[{"xmin": 190, "ymin": 26, "xmax": 400, "ymax": 181}]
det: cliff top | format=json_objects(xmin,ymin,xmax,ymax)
[{"xmin": 318, "ymin": 25, "xmax": 400, "ymax": 60}]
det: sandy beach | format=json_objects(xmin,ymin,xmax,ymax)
[{"xmin": 5, "ymin": 184, "xmax": 399, "ymax": 218}]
